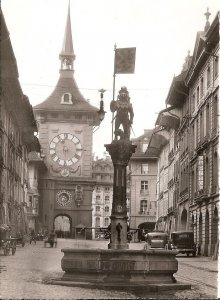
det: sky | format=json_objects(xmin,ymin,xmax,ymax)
[{"xmin": 2, "ymin": 0, "xmax": 219, "ymax": 158}]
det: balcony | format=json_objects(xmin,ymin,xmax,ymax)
[
  {"xmin": 179, "ymin": 187, "xmax": 188, "ymax": 198},
  {"xmin": 194, "ymin": 189, "xmax": 209, "ymax": 203}
]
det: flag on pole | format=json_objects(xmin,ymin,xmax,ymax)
[{"xmin": 114, "ymin": 47, "xmax": 136, "ymax": 74}]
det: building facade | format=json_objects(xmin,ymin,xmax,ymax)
[
  {"xmin": 150, "ymin": 10, "xmax": 219, "ymax": 257},
  {"xmin": 27, "ymin": 152, "xmax": 46, "ymax": 233},
  {"xmin": 91, "ymin": 155, "xmax": 113, "ymax": 239},
  {"xmin": 0, "ymin": 10, "xmax": 40, "ymax": 236},
  {"xmin": 128, "ymin": 130, "xmax": 158, "ymax": 240},
  {"xmin": 186, "ymin": 11, "xmax": 219, "ymax": 257},
  {"xmin": 33, "ymin": 5, "xmax": 102, "ymax": 238}
]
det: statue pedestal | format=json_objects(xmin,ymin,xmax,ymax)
[{"xmin": 105, "ymin": 140, "xmax": 136, "ymax": 250}]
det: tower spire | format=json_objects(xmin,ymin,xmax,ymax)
[{"xmin": 59, "ymin": 1, "xmax": 75, "ymax": 74}]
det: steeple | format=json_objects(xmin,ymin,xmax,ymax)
[{"xmin": 59, "ymin": 1, "xmax": 75, "ymax": 76}]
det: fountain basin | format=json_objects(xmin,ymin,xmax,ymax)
[{"xmin": 60, "ymin": 248, "xmax": 180, "ymax": 285}]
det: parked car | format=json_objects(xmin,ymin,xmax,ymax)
[
  {"xmin": 144, "ymin": 232, "xmax": 169, "ymax": 250},
  {"xmin": 170, "ymin": 231, "xmax": 196, "ymax": 256}
]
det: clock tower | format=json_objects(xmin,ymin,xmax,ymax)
[{"xmin": 34, "ymin": 4, "xmax": 101, "ymax": 238}]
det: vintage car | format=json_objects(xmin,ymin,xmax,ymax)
[
  {"xmin": 170, "ymin": 231, "xmax": 196, "ymax": 256},
  {"xmin": 144, "ymin": 232, "xmax": 169, "ymax": 250}
]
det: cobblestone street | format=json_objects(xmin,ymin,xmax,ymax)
[{"xmin": 0, "ymin": 239, "xmax": 218, "ymax": 299}]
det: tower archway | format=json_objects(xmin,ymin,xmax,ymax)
[{"xmin": 54, "ymin": 214, "xmax": 72, "ymax": 238}]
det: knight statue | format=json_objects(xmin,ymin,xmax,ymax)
[{"xmin": 110, "ymin": 86, "xmax": 134, "ymax": 141}]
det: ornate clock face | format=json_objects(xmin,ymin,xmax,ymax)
[
  {"xmin": 56, "ymin": 190, "xmax": 72, "ymax": 206},
  {"xmin": 49, "ymin": 133, "xmax": 82, "ymax": 166}
]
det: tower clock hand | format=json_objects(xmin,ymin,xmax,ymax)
[{"xmin": 63, "ymin": 145, "xmax": 69, "ymax": 155}]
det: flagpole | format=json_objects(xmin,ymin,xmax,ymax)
[{"xmin": 112, "ymin": 43, "xmax": 117, "ymax": 141}]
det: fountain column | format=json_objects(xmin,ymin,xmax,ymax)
[{"xmin": 105, "ymin": 140, "xmax": 136, "ymax": 249}]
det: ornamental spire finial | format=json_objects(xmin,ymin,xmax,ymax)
[{"xmin": 204, "ymin": 7, "xmax": 211, "ymax": 32}]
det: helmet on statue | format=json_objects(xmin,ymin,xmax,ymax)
[{"xmin": 118, "ymin": 86, "xmax": 129, "ymax": 99}]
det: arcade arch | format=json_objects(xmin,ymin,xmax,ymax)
[{"xmin": 54, "ymin": 214, "xmax": 71, "ymax": 238}]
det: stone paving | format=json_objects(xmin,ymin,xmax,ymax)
[{"xmin": 0, "ymin": 239, "xmax": 218, "ymax": 299}]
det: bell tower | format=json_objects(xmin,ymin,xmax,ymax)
[{"xmin": 34, "ymin": 2, "xmax": 101, "ymax": 238}]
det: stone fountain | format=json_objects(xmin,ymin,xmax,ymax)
[{"xmin": 52, "ymin": 87, "xmax": 190, "ymax": 291}]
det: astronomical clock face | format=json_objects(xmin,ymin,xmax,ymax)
[
  {"xmin": 56, "ymin": 190, "xmax": 72, "ymax": 207},
  {"xmin": 49, "ymin": 133, "xmax": 82, "ymax": 166}
]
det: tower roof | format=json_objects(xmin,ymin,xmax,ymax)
[
  {"xmin": 34, "ymin": 2, "xmax": 98, "ymax": 115},
  {"xmin": 34, "ymin": 76, "xmax": 97, "ymax": 112}
]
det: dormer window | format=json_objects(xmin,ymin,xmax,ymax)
[{"xmin": 61, "ymin": 93, "xmax": 73, "ymax": 104}]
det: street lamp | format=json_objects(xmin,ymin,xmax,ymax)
[{"xmin": 97, "ymin": 89, "xmax": 106, "ymax": 121}]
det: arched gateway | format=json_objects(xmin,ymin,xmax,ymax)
[{"xmin": 54, "ymin": 215, "xmax": 71, "ymax": 238}]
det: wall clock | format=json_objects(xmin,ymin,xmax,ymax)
[{"xmin": 49, "ymin": 133, "xmax": 82, "ymax": 166}]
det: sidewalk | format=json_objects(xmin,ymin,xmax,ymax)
[{"xmin": 177, "ymin": 256, "xmax": 219, "ymax": 273}]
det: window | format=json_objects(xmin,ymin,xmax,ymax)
[
  {"xmin": 105, "ymin": 187, "xmax": 110, "ymax": 192},
  {"xmin": 141, "ymin": 163, "xmax": 148, "ymax": 174},
  {"xmin": 200, "ymin": 77, "xmax": 204, "ymax": 97},
  {"xmin": 196, "ymin": 86, "xmax": 200, "ymax": 104},
  {"xmin": 104, "ymin": 218, "xmax": 109, "ymax": 227},
  {"xmin": 213, "ymin": 96, "xmax": 218, "ymax": 131},
  {"xmin": 140, "ymin": 200, "xmax": 147, "ymax": 213},
  {"xmin": 205, "ymin": 104, "xmax": 209, "ymax": 137},
  {"xmin": 96, "ymin": 186, "xmax": 101, "ymax": 192},
  {"xmin": 96, "ymin": 206, "xmax": 100, "ymax": 212},
  {"xmin": 207, "ymin": 66, "xmax": 211, "ymax": 87},
  {"xmin": 96, "ymin": 196, "xmax": 101, "ymax": 203},
  {"xmin": 95, "ymin": 217, "xmax": 100, "ymax": 227},
  {"xmin": 191, "ymin": 93, "xmax": 195, "ymax": 111},
  {"xmin": 197, "ymin": 156, "xmax": 204, "ymax": 191},
  {"xmin": 141, "ymin": 181, "xmax": 148, "ymax": 191},
  {"xmin": 61, "ymin": 93, "xmax": 73, "ymax": 104},
  {"xmin": 214, "ymin": 57, "xmax": 219, "ymax": 78},
  {"xmin": 29, "ymin": 196, "xmax": 32, "ymax": 207},
  {"xmin": 104, "ymin": 206, "xmax": 109, "ymax": 213},
  {"xmin": 104, "ymin": 195, "xmax": 110, "ymax": 203}
]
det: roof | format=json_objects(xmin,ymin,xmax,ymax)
[{"xmin": 34, "ymin": 76, "xmax": 98, "ymax": 113}]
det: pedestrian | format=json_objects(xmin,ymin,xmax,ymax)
[
  {"xmin": 48, "ymin": 230, "xmax": 57, "ymax": 247},
  {"xmin": 30, "ymin": 229, "xmax": 36, "ymax": 244}
]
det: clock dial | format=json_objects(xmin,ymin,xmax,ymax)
[{"xmin": 49, "ymin": 133, "xmax": 82, "ymax": 166}]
